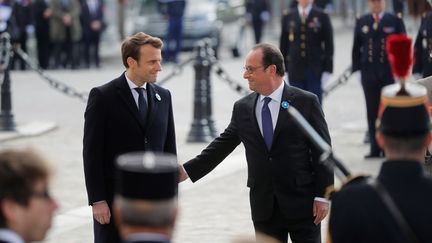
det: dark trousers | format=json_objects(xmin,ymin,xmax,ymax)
[
  {"xmin": 252, "ymin": 17, "xmax": 263, "ymax": 44},
  {"xmin": 93, "ymin": 207, "xmax": 120, "ymax": 243},
  {"xmin": 253, "ymin": 200, "xmax": 321, "ymax": 243},
  {"xmin": 290, "ymin": 68, "xmax": 323, "ymax": 104},
  {"xmin": 163, "ymin": 17, "xmax": 183, "ymax": 62},
  {"xmin": 53, "ymin": 28, "xmax": 79, "ymax": 69},
  {"xmin": 363, "ymin": 85, "xmax": 383, "ymax": 155},
  {"xmin": 36, "ymin": 31, "xmax": 51, "ymax": 69},
  {"xmin": 83, "ymin": 31, "xmax": 101, "ymax": 68}
]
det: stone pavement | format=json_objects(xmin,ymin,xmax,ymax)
[{"xmin": 0, "ymin": 16, "xmax": 387, "ymax": 243}]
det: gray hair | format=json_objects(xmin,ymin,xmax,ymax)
[{"xmin": 114, "ymin": 196, "xmax": 177, "ymax": 227}]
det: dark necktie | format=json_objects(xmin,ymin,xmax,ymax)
[
  {"xmin": 262, "ymin": 97, "xmax": 273, "ymax": 150},
  {"xmin": 134, "ymin": 88, "xmax": 148, "ymax": 123}
]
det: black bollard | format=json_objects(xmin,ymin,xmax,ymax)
[
  {"xmin": 0, "ymin": 33, "xmax": 15, "ymax": 131},
  {"xmin": 187, "ymin": 39, "xmax": 217, "ymax": 142}
]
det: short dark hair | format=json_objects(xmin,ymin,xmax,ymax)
[
  {"xmin": 383, "ymin": 133, "xmax": 429, "ymax": 154},
  {"xmin": 252, "ymin": 43, "xmax": 285, "ymax": 77},
  {"xmin": 121, "ymin": 32, "xmax": 163, "ymax": 68},
  {"xmin": 0, "ymin": 149, "xmax": 51, "ymax": 227}
]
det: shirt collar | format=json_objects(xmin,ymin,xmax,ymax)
[
  {"xmin": 0, "ymin": 229, "xmax": 24, "ymax": 243},
  {"xmin": 298, "ymin": 4, "xmax": 312, "ymax": 16},
  {"xmin": 124, "ymin": 72, "xmax": 147, "ymax": 90},
  {"xmin": 259, "ymin": 81, "xmax": 284, "ymax": 104},
  {"xmin": 373, "ymin": 11, "xmax": 385, "ymax": 20}
]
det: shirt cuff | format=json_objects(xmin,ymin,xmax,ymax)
[{"xmin": 314, "ymin": 197, "xmax": 329, "ymax": 203}]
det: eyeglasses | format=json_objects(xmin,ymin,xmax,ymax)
[{"xmin": 243, "ymin": 65, "xmax": 265, "ymax": 74}]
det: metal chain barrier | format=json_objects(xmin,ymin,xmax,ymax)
[
  {"xmin": 202, "ymin": 41, "xmax": 251, "ymax": 96},
  {"xmin": 13, "ymin": 46, "xmax": 90, "ymax": 102},
  {"xmin": 157, "ymin": 56, "xmax": 195, "ymax": 86}
]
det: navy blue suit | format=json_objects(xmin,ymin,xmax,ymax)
[
  {"xmin": 83, "ymin": 73, "xmax": 177, "ymax": 243},
  {"xmin": 184, "ymin": 84, "xmax": 333, "ymax": 243},
  {"xmin": 80, "ymin": 0, "xmax": 105, "ymax": 68},
  {"xmin": 279, "ymin": 6, "xmax": 334, "ymax": 103},
  {"xmin": 352, "ymin": 12, "xmax": 405, "ymax": 156},
  {"xmin": 329, "ymin": 160, "xmax": 432, "ymax": 243},
  {"xmin": 414, "ymin": 12, "xmax": 432, "ymax": 78}
]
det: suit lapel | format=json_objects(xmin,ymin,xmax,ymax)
[
  {"xmin": 115, "ymin": 74, "xmax": 146, "ymax": 130},
  {"xmin": 247, "ymin": 93, "xmax": 267, "ymax": 148},
  {"xmin": 273, "ymin": 84, "xmax": 296, "ymax": 142}
]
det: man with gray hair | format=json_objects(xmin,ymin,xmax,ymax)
[{"xmin": 113, "ymin": 152, "xmax": 178, "ymax": 243}]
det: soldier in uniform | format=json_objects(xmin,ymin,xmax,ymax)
[
  {"xmin": 328, "ymin": 82, "xmax": 432, "ymax": 243},
  {"xmin": 280, "ymin": 0, "xmax": 334, "ymax": 104},
  {"xmin": 113, "ymin": 152, "xmax": 178, "ymax": 243},
  {"xmin": 352, "ymin": 0, "xmax": 405, "ymax": 158},
  {"xmin": 413, "ymin": 0, "xmax": 432, "ymax": 78}
]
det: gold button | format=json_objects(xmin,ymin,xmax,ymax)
[
  {"xmin": 301, "ymin": 51, "xmax": 306, "ymax": 57},
  {"xmin": 368, "ymin": 57, "xmax": 373, "ymax": 62},
  {"xmin": 301, "ymin": 35, "xmax": 305, "ymax": 40},
  {"xmin": 368, "ymin": 50, "xmax": 372, "ymax": 56},
  {"xmin": 301, "ymin": 43, "xmax": 306, "ymax": 48},
  {"xmin": 380, "ymin": 58, "xmax": 384, "ymax": 63}
]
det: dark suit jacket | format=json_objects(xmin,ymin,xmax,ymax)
[
  {"xmin": 279, "ymin": 6, "xmax": 334, "ymax": 81},
  {"xmin": 83, "ymin": 73, "xmax": 177, "ymax": 205},
  {"xmin": 352, "ymin": 12, "xmax": 405, "ymax": 87},
  {"xmin": 80, "ymin": 0, "xmax": 105, "ymax": 39},
  {"xmin": 184, "ymin": 84, "xmax": 333, "ymax": 221},
  {"xmin": 414, "ymin": 12, "xmax": 432, "ymax": 78},
  {"xmin": 329, "ymin": 160, "xmax": 432, "ymax": 243}
]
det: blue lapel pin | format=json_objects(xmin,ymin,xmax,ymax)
[
  {"xmin": 155, "ymin": 93, "xmax": 161, "ymax": 101},
  {"xmin": 281, "ymin": 101, "xmax": 289, "ymax": 109}
]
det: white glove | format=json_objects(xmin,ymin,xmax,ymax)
[{"xmin": 321, "ymin": 72, "xmax": 331, "ymax": 89}]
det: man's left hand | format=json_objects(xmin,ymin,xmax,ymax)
[{"xmin": 313, "ymin": 200, "xmax": 329, "ymax": 225}]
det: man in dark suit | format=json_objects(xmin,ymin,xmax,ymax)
[
  {"xmin": 0, "ymin": 149, "xmax": 59, "ymax": 243},
  {"xmin": 158, "ymin": 0, "xmax": 185, "ymax": 63},
  {"xmin": 80, "ymin": 0, "xmax": 105, "ymax": 68},
  {"xmin": 32, "ymin": 0, "xmax": 52, "ymax": 69},
  {"xmin": 413, "ymin": 0, "xmax": 432, "ymax": 78},
  {"xmin": 352, "ymin": 0, "xmax": 405, "ymax": 158},
  {"xmin": 83, "ymin": 32, "xmax": 177, "ymax": 243},
  {"xmin": 329, "ymin": 83, "xmax": 432, "ymax": 243},
  {"xmin": 392, "ymin": 0, "xmax": 404, "ymax": 17},
  {"xmin": 113, "ymin": 152, "xmax": 178, "ymax": 243},
  {"xmin": 179, "ymin": 43, "xmax": 333, "ymax": 243},
  {"xmin": 280, "ymin": 0, "xmax": 334, "ymax": 104}
]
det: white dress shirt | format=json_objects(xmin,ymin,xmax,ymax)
[
  {"xmin": 125, "ymin": 73, "xmax": 148, "ymax": 108},
  {"xmin": 0, "ymin": 229, "xmax": 24, "ymax": 243}
]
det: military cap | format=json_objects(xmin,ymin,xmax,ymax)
[
  {"xmin": 115, "ymin": 152, "xmax": 179, "ymax": 200},
  {"xmin": 377, "ymin": 82, "xmax": 431, "ymax": 137}
]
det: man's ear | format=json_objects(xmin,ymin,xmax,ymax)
[
  {"xmin": 126, "ymin": 57, "xmax": 136, "ymax": 68},
  {"xmin": 1, "ymin": 198, "xmax": 20, "ymax": 224}
]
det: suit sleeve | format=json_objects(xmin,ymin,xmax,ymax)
[
  {"xmin": 164, "ymin": 90, "xmax": 177, "ymax": 155},
  {"xmin": 83, "ymin": 88, "xmax": 107, "ymax": 205},
  {"xmin": 351, "ymin": 19, "xmax": 362, "ymax": 73},
  {"xmin": 307, "ymin": 95, "xmax": 333, "ymax": 198},
  {"xmin": 183, "ymin": 106, "xmax": 241, "ymax": 182},
  {"xmin": 322, "ymin": 13, "xmax": 334, "ymax": 73}
]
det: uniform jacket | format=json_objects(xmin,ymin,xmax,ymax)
[
  {"xmin": 184, "ymin": 84, "xmax": 333, "ymax": 221},
  {"xmin": 414, "ymin": 12, "xmax": 432, "ymax": 78},
  {"xmin": 83, "ymin": 73, "xmax": 177, "ymax": 205},
  {"xmin": 49, "ymin": 0, "xmax": 82, "ymax": 42},
  {"xmin": 329, "ymin": 160, "xmax": 432, "ymax": 243},
  {"xmin": 279, "ymin": 6, "xmax": 334, "ymax": 81},
  {"xmin": 32, "ymin": 0, "xmax": 50, "ymax": 37},
  {"xmin": 352, "ymin": 12, "xmax": 405, "ymax": 87}
]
